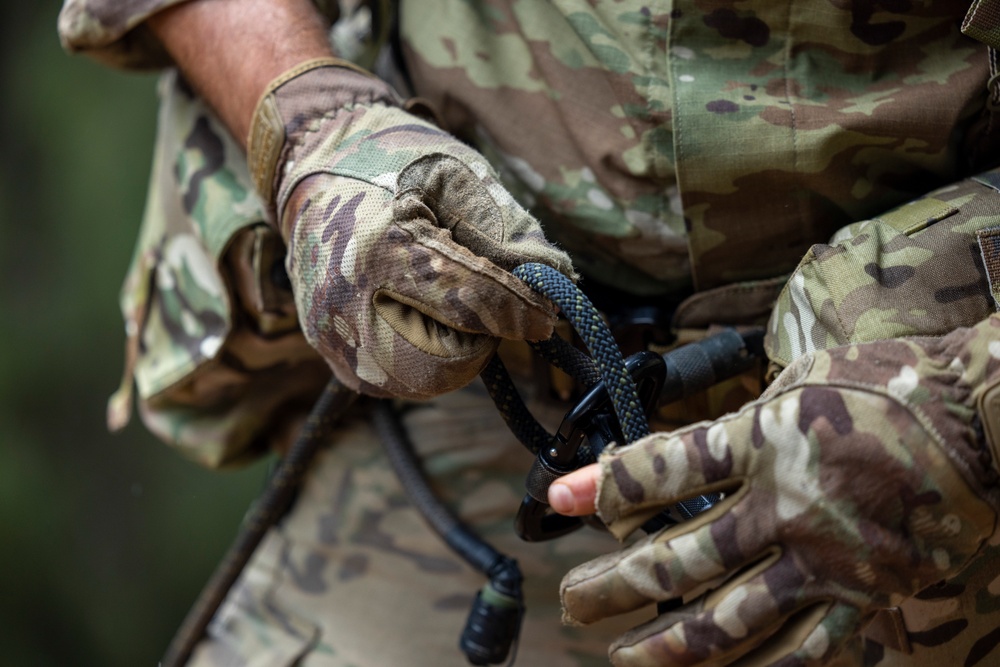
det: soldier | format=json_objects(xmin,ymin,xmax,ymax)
[{"xmin": 59, "ymin": 0, "xmax": 1000, "ymax": 665}]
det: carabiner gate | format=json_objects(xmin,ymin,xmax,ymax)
[{"xmin": 515, "ymin": 351, "xmax": 666, "ymax": 541}]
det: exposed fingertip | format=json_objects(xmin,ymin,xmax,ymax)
[{"xmin": 549, "ymin": 483, "xmax": 574, "ymax": 514}]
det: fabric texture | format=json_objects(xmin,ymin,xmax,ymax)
[
  {"xmin": 185, "ymin": 384, "xmax": 648, "ymax": 666},
  {"xmin": 963, "ymin": 0, "xmax": 1000, "ymax": 50},
  {"xmin": 401, "ymin": 0, "xmax": 993, "ymax": 294},
  {"xmin": 107, "ymin": 70, "xmax": 330, "ymax": 468},
  {"xmin": 765, "ymin": 170, "xmax": 1000, "ymax": 376},
  {"xmin": 55, "ymin": 0, "xmax": 1000, "ymax": 664}
]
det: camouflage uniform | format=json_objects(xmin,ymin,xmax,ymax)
[{"xmin": 59, "ymin": 0, "xmax": 1000, "ymax": 665}]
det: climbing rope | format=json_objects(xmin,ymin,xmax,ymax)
[
  {"xmin": 481, "ymin": 262, "xmax": 651, "ymax": 458},
  {"xmin": 513, "ymin": 263, "xmax": 651, "ymax": 443},
  {"xmin": 484, "ymin": 262, "xmax": 721, "ymax": 526}
]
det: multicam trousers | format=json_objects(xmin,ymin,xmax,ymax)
[
  {"xmin": 186, "ymin": 380, "xmax": 648, "ymax": 666},
  {"xmin": 185, "ymin": 375, "xmax": 1000, "ymax": 667}
]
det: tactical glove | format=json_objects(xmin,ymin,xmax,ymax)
[
  {"xmin": 560, "ymin": 318, "xmax": 1000, "ymax": 666},
  {"xmin": 246, "ymin": 59, "xmax": 573, "ymax": 399}
]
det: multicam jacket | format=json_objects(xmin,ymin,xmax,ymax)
[{"xmin": 59, "ymin": 0, "xmax": 1000, "ymax": 664}]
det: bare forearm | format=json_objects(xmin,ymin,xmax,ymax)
[{"xmin": 147, "ymin": 0, "xmax": 333, "ymax": 146}]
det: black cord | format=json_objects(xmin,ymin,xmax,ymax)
[
  {"xmin": 512, "ymin": 264, "xmax": 650, "ymax": 443},
  {"xmin": 373, "ymin": 401, "xmax": 524, "ymax": 666},
  {"xmin": 490, "ymin": 263, "xmax": 720, "ymax": 522},
  {"xmin": 161, "ymin": 378, "xmax": 358, "ymax": 667}
]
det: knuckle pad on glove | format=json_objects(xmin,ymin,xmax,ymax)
[
  {"xmin": 390, "ymin": 216, "xmax": 558, "ymax": 342},
  {"xmin": 396, "ymin": 151, "xmax": 575, "ymax": 276}
]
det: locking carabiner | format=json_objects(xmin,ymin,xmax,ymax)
[
  {"xmin": 515, "ymin": 351, "xmax": 666, "ymax": 541},
  {"xmin": 512, "ymin": 326, "xmax": 766, "ymax": 541}
]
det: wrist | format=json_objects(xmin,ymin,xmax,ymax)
[{"xmin": 147, "ymin": 0, "xmax": 335, "ymax": 143}]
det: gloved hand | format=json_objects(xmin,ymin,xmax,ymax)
[
  {"xmin": 552, "ymin": 319, "xmax": 1000, "ymax": 666},
  {"xmin": 246, "ymin": 58, "xmax": 573, "ymax": 399}
]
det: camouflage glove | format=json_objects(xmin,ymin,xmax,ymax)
[
  {"xmin": 247, "ymin": 59, "xmax": 573, "ymax": 399},
  {"xmin": 560, "ymin": 318, "xmax": 1000, "ymax": 666}
]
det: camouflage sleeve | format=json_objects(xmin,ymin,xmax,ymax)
[
  {"xmin": 56, "ymin": 0, "xmax": 343, "ymax": 69},
  {"xmin": 107, "ymin": 69, "xmax": 333, "ymax": 469},
  {"xmin": 58, "ymin": 0, "xmax": 197, "ymax": 69},
  {"xmin": 765, "ymin": 167, "xmax": 1000, "ymax": 375}
]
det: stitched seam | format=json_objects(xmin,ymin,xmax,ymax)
[{"xmin": 782, "ymin": 0, "xmax": 802, "ymax": 231}]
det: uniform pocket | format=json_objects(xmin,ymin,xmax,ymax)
[{"xmin": 765, "ymin": 169, "xmax": 1000, "ymax": 371}]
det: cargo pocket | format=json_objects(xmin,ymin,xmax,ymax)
[
  {"xmin": 109, "ymin": 69, "xmax": 330, "ymax": 468},
  {"xmin": 765, "ymin": 168, "xmax": 1000, "ymax": 373},
  {"xmin": 133, "ymin": 224, "xmax": 330, "ymax": 469}
]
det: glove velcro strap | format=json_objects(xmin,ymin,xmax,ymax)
[
  {"xmin": 976, "ymin": 378, "xmax": 1000, "ymax": 485},
  {"xmin": 246, "ymin": 56, "xmax": 379, "ymax": 209}
]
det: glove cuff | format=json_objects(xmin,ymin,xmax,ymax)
[{"xmin": 246, "ymin": 57, "xmax": 400, "ymax": 223}]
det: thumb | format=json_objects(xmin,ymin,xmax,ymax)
[{"xmin": 549, "ymin": 464, "xmax": 601, "ymax": 516}]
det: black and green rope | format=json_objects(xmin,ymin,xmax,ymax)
[{"xmin": 512, "ymin": 263, "xmax": 649, "ymax": 444}]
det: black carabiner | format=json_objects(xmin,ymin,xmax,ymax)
[
  {"xmin": 515, "ymin": 351, "xmax": 666, "ymax": 541},
  {"xmin": 513, "ymin": 327, "xmax": 766, "ymax": 542}
]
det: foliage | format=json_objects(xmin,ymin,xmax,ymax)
[{"xmin": 0, "ymin": 6, "xmax": 270, "ymax": 665}]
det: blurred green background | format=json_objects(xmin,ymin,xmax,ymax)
[{"xmin": 0, "ymin": 5, "xmax": 271, "ymax": 665}]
